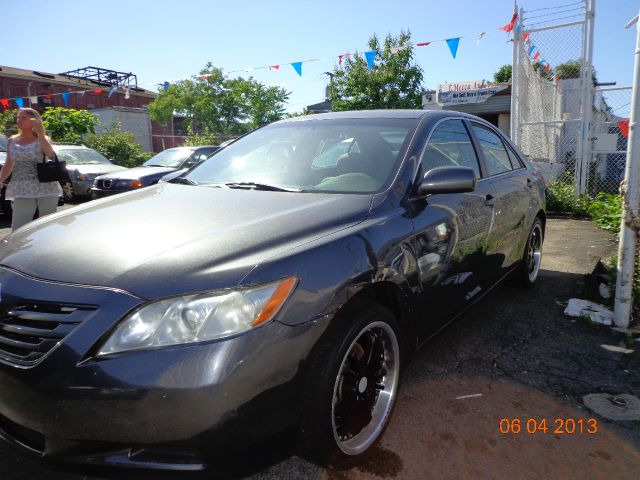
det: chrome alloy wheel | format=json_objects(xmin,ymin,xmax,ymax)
[
  {"xmin": 331, "ymin": 321, "xmax": 400, "ymax": 455},
  {"xmin": 527, "ymin": 223, "xmax": 543, "ymax": 283}
]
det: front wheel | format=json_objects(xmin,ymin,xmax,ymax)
[{"xmin": 298, "ymin": 304, "xmax": 401, "ymax": 467}]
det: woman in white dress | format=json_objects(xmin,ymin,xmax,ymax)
[{"xmin": 0, "ymin": 108, "xmax": 61, "ymax": 231}]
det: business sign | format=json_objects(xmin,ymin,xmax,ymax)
[{"xmin": 438, "ymin": 80, "xmax": 508, "ymax": 105}]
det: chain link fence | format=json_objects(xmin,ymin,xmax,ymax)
[
  {"xmin": 587, "ymin": 87, "xmax": 632, "ymax": 195},
  {"xmin": 512, "ymin": 8, "xmax": 588, "ymax": 189}
]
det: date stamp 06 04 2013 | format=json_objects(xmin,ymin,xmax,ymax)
[{"xmin": 499, "ymin": 418, "xmax": 598, "ymax": 435}]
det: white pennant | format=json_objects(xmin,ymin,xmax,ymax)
[
  {"xmin": 29, "ymin": 96, "xmax": 38, "ymax": 104},
  {"xmin": 477, "ymin": 32, "xmax": 486, "ymax": 46}
]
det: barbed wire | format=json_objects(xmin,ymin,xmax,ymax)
[
  {"xmin": 524, "ymin": 1, "xmax": 584, "ymax": 13},
  {"xmin": 523, "ymin": 6, "xmax": 583, "ymax": 21},
  {"xmin": 524, "ymin": 13, "xmax": 585, "ymax": 29}
]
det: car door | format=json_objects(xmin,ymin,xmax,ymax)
[
  {"xmin": 410, "ymin": 118, "xmax": 497, "ymax": 340},
  {"xmin": 468, "ymin": 122, "xmax": 533, "ymax": 278}
]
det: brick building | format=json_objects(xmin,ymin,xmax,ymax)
[{"xmin": 0, "ymin": 65, "xmax": 183, "ymax": 152}]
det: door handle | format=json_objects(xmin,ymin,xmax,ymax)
[{"xmin": 484, "ymin": 194, "xmax": 495, "ymax": 207}]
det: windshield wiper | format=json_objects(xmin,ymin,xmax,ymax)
[
  {"xmin": 224, "ymin": 182, "xmax": 301, "ymax": 192},
  {"xmin": 170, "ymin": 177, "xmax": 199, "ymax": 186}
]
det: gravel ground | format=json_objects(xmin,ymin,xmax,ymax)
[{"xmin": 0, "ymin": 212, "xmax": 638, "ymax": 480}]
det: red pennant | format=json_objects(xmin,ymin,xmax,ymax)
[
  {"xmin": 338, "ymin": 53, "xmax": 351, "ymax": 65},
  {"xmin": 93, "ymin": 89, "xmax": 103, "ymax": 94},
  {"xmin": 533, "ymin": 51, "xmax": 540, "ymax": 61},
  {"xmin": 45, "ymin": 94, "xmax": 52, "ymax": 99},
  {"xmin": 544, "ymin": 64, "xmax": 551, "ymax": 72},
  {"xmin": 269, "ymin": 65, "xmax": 280, "ymax": 70},
  {"xmin": 416, "ymin": 42, "xmax": 431, "ymax": 47},
  {"xmin": 521, "ymin": 32, "xmax": 530, "ymax": 43},
  {"xmin": 500, "ymin": 13, "xmax": 518, "ymax": 32},
  {"xmin": 0, "ymin": 99, "xmax": 9, "ymax": 111},
  {"xmin": 618, "ymin": 120, "xmax": 630, "ymax": 138}
]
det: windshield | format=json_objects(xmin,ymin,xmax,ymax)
[
  {"xmin": 56, "ymin": 148, "xmax": 112, "ymax": 165},
  {"xmin": 186, "ymin": 118, "xmax": 417, "ymax": 193},
  {"xmin": 144, "ymin": 148, "xmax": 193, "ymax": 168}
]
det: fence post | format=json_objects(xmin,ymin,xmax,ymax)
[
  {"xmin": 577, "ymin": 0, "xmax": 595, "ymax": 195},
  {"xmin": 614, "ymin": 11, "xmax": 640, "ymax": 329},
  {"xmin": 510, "ymin": 3, "xmax": 519, "ymax": 142}
]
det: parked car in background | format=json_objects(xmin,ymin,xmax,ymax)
[
  {"xmin": 0, "ymin": 110, "xmax": 545, "ymax": 471},
  {"xmin": 54, "ymin": 144, "xmax": 128, "ymax": 202},
  {"xmin": 91, "ymin": 145, "xmax": 219, "ymax": 198}
]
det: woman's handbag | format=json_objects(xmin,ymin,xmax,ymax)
[{"xmin": 37, "ymin": 154, "xmax": 69, "ymax": 183}]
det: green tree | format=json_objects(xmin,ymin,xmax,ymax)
[
  {"xmin": 493, "ymin": 65, "xmax": 512, "ymax": 83},
  {"xmin": 41, "ymin": 107, "xmax": 98, "ymax": 143},
  {"xmin": 149, "ymin": 63, "xmax": 289, "ymax": 136},
  {"xmin": 0, "ymin": 110, "xmax": 18, "ymax": 137},
  {"xmin": 555, "ymin": 61, "xmax": 581, "ymax": 79},
  {"xmin": 328, "ymin": 31, "xmax": 424, "ymax": 111},
  {"xmin": 83, "ymin": 121, "xmax": 152, "ymax": 168}
]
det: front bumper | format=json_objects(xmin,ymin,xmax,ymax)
[{"xmin": 0, "ymin": 266, "xmax": 327, "ymax": 469}]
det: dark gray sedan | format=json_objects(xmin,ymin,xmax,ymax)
[{"xmin": 0, "ymin": 110, "xmax": 544, "ymax": 471}]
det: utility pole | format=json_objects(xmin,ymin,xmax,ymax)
[{"xmin": 614, "ymin": 11, "xmax": 640, "ymax": 328}]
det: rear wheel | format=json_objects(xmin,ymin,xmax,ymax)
[
  {"xmin": 516, "ymin": 217, "xmax": 543, "ymax": 288},
  {"xmin": 299, "ymin": 304, "xmax": 401, "ymax": 467}
]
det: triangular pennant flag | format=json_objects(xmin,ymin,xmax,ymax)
[
  {"xmin": 108, "ymin": 87, "xmax": 117, "ymax": 98},
  {"xmin": 533, "ymin": 51, "xmax": 540, "ymax": 60},
  {"xmin": 0, "ymin": 99, "xmax": 9, "ymax": 111},
  {"xmin": 124, "ymin": 88, "xmax": 130, "ymax": 100},
  {"xmin": 30, "ymin": 96, "xmax": 38, "ymax": 104},
  {"xmin": 291, "ymin": 62, "xmax": 302, "ymax": 77},
  {"xmin": 92, "ymin": 89, "xmax": 103, "ymax": 95},
  {"xmin": 521, "ymin": 32, "xmax": 530, "ymax": 43},
  {"xmin": 14, "ymin": 98, "xmax": 24, "ymax": 108},
  {"xmin": 269, "ymin": 65, "xmax": 280, "ymax": 70},
  {"xmin": 78, "ymin": 91, "xmax": 85, "ymax": 97},
  {"xmin": 338, "ymin": 53, "xmax": 351, "ymax": 65},
  {"xmin": 477, "ymin": 32, "xmax": 486, "ymax": 46},
  {"xmin": 416, "ymin": 42, "xmax": 431, "ymax": 47},
  {"xmin": 45, "ymin": 94, "xmax": 52, "ymax": 99},
  {"xmin": 618, "ymin": 120, "xmax": 630, "ymax": 138},
  {"xmin": 544, "ymin": 63, "xmax": 551, "ymax": 72},
  {"xmin": 446, "ymin": 38, "xmax": 460, "ymax": 59},
  {"xmin": 364, "ymin": 51, "xmax": 377, "ymax": 70},
  {"xmin": 515, "ymin": 23, "xmax": 521, "ymax": 34},
  {"xmin": 528, "ymin": 44, "xmax": 536, "ymax": 55},
  {"xmin": 500, "ymin": 13, "xmax": 518, "ymax": 32},
  {"xmin": 163, "ymin": 82, "xmax": 170, "ymax": 91},
  {"xmin": 61, "ymin": 92, "xmax": 70, "ymax": 107}
]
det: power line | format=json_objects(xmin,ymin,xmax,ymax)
[{"xmin": 524, "ymin": 14, "xmax": 585, "ymax": 29}]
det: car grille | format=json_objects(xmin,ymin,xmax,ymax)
[{"xmin": 0, "ymin": 302, "xmax": 96, "ymax": 367}]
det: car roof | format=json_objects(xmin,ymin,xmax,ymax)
[{"xmin": 278, "ymin": 109, "xmax": 488, "ymax": 123}]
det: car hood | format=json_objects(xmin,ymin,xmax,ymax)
[
  {"xmin": 68, "ymin": 164, "xmax": 127, "ymax": 176},
  {"xmin": 96, "ymin": 166, "xmax": 176, "ymax": 181},
  {"xmin": 0, "ymin": 184, "xmax": 372, "ymax": 299}
]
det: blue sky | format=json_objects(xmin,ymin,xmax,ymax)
[{"xmin": 3, "ymin": 1, "xmax": 637, "ymax": 113}]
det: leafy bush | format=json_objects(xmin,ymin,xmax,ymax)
[
  {"xmin": 0, "ymin": 110, "xmax": 18, "ymax": 136},
  {"xmin": 183, "ymin": 127, "xmax": 233, "ymax": 147},
  {"xmin": 586, "ymin": 193, "xmax": 622, "ymax": 232},
  {"xmin": 546, "ymin": 181, "xmax": 592, "ymax": 216},
  {"xmin": 83, "ymin": 121, "xmax": 152, "ymax": 168}
]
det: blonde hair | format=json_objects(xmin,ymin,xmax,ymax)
[{"xmin": 13, "ymin": 108, "xmax": 44, "ymax": 138}]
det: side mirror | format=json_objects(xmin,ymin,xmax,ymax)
[{"xmin": 417, "ymin": 166, "xmax": 476, "ymax": 197}]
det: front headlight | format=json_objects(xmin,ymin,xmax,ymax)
[
  {"xmin": 97, "ymin": 277, "xmax": 297, "ymax": 356},
  {"xmin": 75, "ymin": 172, "xmax": 95, "ymax": 181}
]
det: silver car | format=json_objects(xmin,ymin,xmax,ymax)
[{"xmin": 54, "ymin": 144, "xmax": 128, "ymax": 201}]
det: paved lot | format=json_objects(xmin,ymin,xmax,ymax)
[{"xmin": 0, "ymin": 214, "xmax": 638, "ymax": 480}]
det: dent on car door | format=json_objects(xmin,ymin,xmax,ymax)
[
  {"xmin": 469, "ymin": 122, "xmax": 532, "ymax": 275},
  {"xmin": 410, "ymin": 119, "xmax": 497, "ymax": 340}
]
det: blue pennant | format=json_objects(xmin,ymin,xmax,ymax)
[
  {"xmin": 291, "ymin": 62, "xmax": 302, "ymax": 77},
  {"xmin": 446, "ymin": 38, "xmax": 460, "ymax": 59},
  {"xmin": 364, "ymin": 51, "xmax": 377, "ymax": 70}
]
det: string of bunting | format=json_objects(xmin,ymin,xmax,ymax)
[{"xmin": 1, "ymin": 11, "xmax": 546, "ymax": 110}]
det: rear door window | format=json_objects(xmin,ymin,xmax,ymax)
[
  {"xmin": 420, "ymin": 119, "xmax": 481, "ymax": 178},
  {"xmin": 470, "ymin": 124, "xmax": 513, "ymax": 176}
]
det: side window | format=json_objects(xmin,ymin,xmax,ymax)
[
  {"xmin": 471, "ymin": 124, "xmax": 513, "ymax": 176},
  {"xmin": 506, "ymin": 144, "xmax": 524, "ymax": 169},
  {"xmin": 420, "ymin": 119, "xmax": 481, "ymax": 178}
]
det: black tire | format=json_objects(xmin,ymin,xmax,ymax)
[
  {"xmin": 516, "ymin": 217, "xmax": 543, "ymax": 288},
  {"xmin": 298, "ymin": 303, "xmax": 402, "ymax": 468},
  {"xmin": 60, "ymin": 181, "xmax": 75, "ymax": 203}
]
